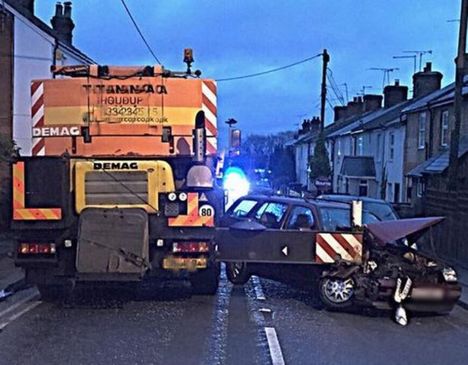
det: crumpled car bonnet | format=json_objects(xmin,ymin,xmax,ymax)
[{"xmin": 365, "ymin": 217, "xmax": 445, "ymax": 245}]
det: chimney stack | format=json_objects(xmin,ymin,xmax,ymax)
[
  {"xmin": 51, "ymin": 1, "xmax": 75, "ymax": 44},
  {"xmin": 383, "ymin": 79, "xmax": 408, "ymax": 108},
  {"xmin": 346, "ymin": 97, "xmax": 364, "ymax": 117},
  {"xmin": 412, "ymin": 62, "xmax": 442, "ymax": 98},
  {"xmin": 363, "ymin": 94, "xmax": 382, "ymax": 112},
  {"xmin": 334, "ymin": 106, "xmax": 348, "ymax": 122}
]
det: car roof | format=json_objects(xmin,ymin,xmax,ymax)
[
  {"xmin": 317, "ymin": 194, "xmax": 391, "ymax": 205},
  {"xmin": 241, "ymin": 194, "xmax": 350, "ymax": 209}
]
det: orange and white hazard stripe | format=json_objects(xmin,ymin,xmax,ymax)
[
  {"xmin": 202, "ymin": 80, "xmax": 217, "ymax": 155},
  {"xmin": 315, "ymin": 233, "xmax": 363, "ymax": 264},
  {"xmin": 12, "ymin": 162, "xmax": 62, "ymax": 220},
  {"xmin": 168, "ymin": 192, "xmax": 214, "ymax": 227},
  {"xmin": 31, "ymin": 81, "xmax": 45, "ymax": 156}
]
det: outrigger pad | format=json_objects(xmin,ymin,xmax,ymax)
[{"xmin": 76, "ymin": 208, "xmax": 149, "ymax": 277}]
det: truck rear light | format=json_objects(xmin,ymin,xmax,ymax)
[
  {"xmin": 172, "ymin": 241, "xmax": 209, "ymax": 253},
  {"xmin": 19, "ymin": 243, "xmax": 56, "ymax": 255}
]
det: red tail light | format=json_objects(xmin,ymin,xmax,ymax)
[
  {"xmin": 172, "ymin": 241, "xmax": 209, "ymax": 253},
  {"xmin": 19, "ymin": 243, "xmax": 56, "ymax": 255}
]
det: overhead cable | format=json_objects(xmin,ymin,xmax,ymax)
[
  {"xmin": 120, "ymin": 0, "xmax": 162, "ymax": 64},
  {"xmin": 216, "ymin": 53, "xmax": 322, "ymax": 82}
]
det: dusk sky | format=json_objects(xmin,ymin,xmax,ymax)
[{"xmin": 35, "ymin": 1, "xmax": 461, "ymax": 145}]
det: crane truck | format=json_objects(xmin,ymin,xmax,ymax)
[{"xmin": 12, "ymin": 54, "xmax": 223, "ymax": 299}]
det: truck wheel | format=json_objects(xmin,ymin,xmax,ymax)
[
  {"xmin": 191, "ymin": 264, "xmax": 220, "ymax": 295},
  {"xmin": 37, "ymin": 285, "xmax": 66, "ymax": 302},
  {"xmin": 319, "ymin": 276, "xmax": 355, "ymax": 310},
  {"xmin": 226, "ymin": 261, "xmax": 250, "ymax": 285}
]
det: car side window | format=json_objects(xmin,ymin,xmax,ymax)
[
  {"xmin": 230, "ymin": 199, "xmax": 258, "ymax": 218},
  {"xmin": 254, "ymin": 202, "xmax": 288, "ymax": 228},
  {"xmin": 287, "ymin": 206, "xmax": 315, "ymax": 230}
]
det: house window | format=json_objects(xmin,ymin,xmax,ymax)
[
  {"xmin": 389, "ymin": 133, "xmax": 395, "ymax": 160},
  {"xmin": 416, "ymin": 180, "xmax": 425, "ymax": 198},
  {"xmin": 418, "ymin": 112, "xmax": 426, "ymax": 149},
  {"xmin": 337, "ymin": 139, "xmax": 342, "ymax": 157},
  {"xmin": 440, "ymin": 110, "xmax": 449, "ymax": 147},
  {"xmin": 356, "ymin": 136, "xmax": 364, "ymax": 156},
  {"xmin": 394, "ymin": 183, "xmax": 400, "ymax": 203},
  {"xmin": 359, "ymin": 179, "xmax": 368, "ymax": 196}
]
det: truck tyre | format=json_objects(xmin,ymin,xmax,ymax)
[
  {"xmin": 318, "ymin": 276, "xmax": 355, "ymax": 310},
  {"xmin": 191, "ymin": 264, "xmax": 220, "ymax": 295},
  {"xmin": 226, "ymin": 261, "xmax": 250, "ymax": 285}
]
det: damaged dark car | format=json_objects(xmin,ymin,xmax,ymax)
[{"xmin": 216, "ymin": 195, "xmax": 461, "ymax": 323}]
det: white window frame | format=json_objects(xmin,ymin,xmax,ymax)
[
  {"xmin": 418, "ymin": 112, "xmax": 426, "ymax": 150},
  {"xmin": 389, "ymin": 132, "xmax": 395, "ymax": 160},
  {"xmin": 440, "ymin": 110, "xmax": 449, "ymax": 147}
]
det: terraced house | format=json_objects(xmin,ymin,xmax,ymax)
[{"xmin": 0, "ymin": 0, "xmax": 94, "ymax": 227}]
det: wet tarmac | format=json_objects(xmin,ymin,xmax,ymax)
[{"xmin": 1, "ymin": 269, "xmax": 468, "ymax": 365}]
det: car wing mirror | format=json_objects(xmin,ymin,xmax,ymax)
[{"xmin": 229, "ymin": 220, "xmax": 267, "ymax": 232}]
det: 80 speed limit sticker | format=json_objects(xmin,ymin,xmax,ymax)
[{"xmin": 199, "ymin": 204, "xmax": 215, "ymax": 217}]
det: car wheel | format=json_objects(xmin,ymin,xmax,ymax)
[
  {"xmin": 319, "ymin": 276, "xmax": 355, "ymax": 310},
  {"xmin": 191, "ymin": 264, "xmax": 220, "ymax": 295},
  {"xmin": 226, "ymin": 261, "xmax": 250, "ymax": 285}
]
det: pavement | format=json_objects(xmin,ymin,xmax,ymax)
[
  {"xmin": 454, "ymin": 264, "xmax": 468, "ymax": 309},
  {"xmin": 0, "ymin": 235, "xmax": 24, "ymax": 295}
]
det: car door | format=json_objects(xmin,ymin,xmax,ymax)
[{"xmin": 217, "ymin": 202, "xmax": 317, "ymax": 267}]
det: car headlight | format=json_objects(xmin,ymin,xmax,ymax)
[
  {"xmin": 168, "ymin": 192, "xmax": 177, "ymax": 202},
  {"xmin": 442, "ymin": 267, "xmax": 458, "ymax": 282},
  {"xmin": 179, "ymin": 192, "xmax": 188, "ymax": 201}
]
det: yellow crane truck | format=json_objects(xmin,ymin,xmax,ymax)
[{"xmin": 12, "ymin": 57, "xmax": 223, "ymax": 299}]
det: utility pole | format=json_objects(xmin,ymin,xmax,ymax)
[
  {"xmin": 447, "ymin": 0, "xmax": 467, "ymax": 260},
  {"xmin": 449, "ymin": 0, "xmax": 468, "ymax": 190},
  {"xmin": 320, "ymin": 49, "xmax": 330, "ymax": 131}
]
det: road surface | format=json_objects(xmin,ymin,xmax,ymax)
[{"xmin": 1, "ymin": 269, "xmax": 468, "ymax": 365}]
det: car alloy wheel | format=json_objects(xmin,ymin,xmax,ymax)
[{"xmin": 319, "ymin": 277, "xmax": 355, "ymax": 309}]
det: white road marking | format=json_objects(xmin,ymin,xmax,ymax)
[
  {"xmin": 265, "ymin": 327, "xmax": 286, "ymax": 365},
  {"xmin": 251, "ymin": 276, "xmax": 266, "ymax": 300},
  {"xmin": 0, "ymin": 300, "xmax": 42, "ymax": 331},
  {"xmin": 205, "ymin": 264, "xmax": 232, "ymax": 365},
  {"xmin": 0, "ymin": 289, "xmax": 40, "ymax": 319}
]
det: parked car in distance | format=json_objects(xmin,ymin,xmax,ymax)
[
  {"xmin": 317, "ymin": 194, "xmax": 399, "ymax": 221},
  {"xmin": 216, "ymin": 194, "xmax": 461, "ymax": 315}
]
